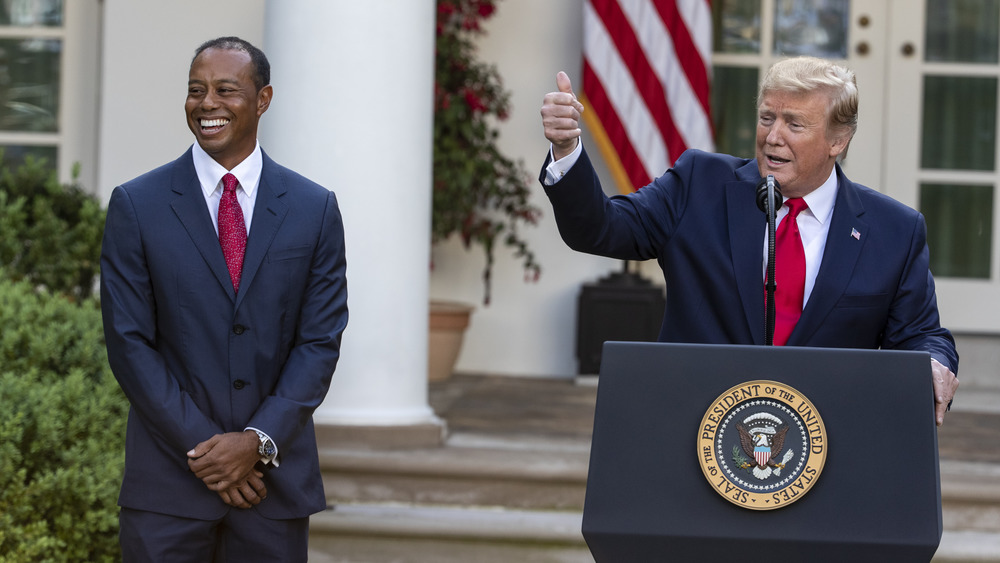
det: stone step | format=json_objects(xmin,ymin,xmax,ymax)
[
  {"xmin": 320, "ymin": 436, "xmax": 590, "ymax": 512},
  {"xmin": 935, "ymin": 531, "xmax": 1000, "ymax": 563},
  {"xmin": 941, "ymin": 461, "xmax": 1000, "ymax": 534},
  {"xmin": 308, "ymin": 503, "xmax": 591, "ymax": 563}
]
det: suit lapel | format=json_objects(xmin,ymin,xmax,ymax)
[
  {"xmin": 169, "ymin": 150, "xmax": 237, "ymax": 301},
  {"xmin": 788, "ymin": 167, "xmax": 868, "ymax": 345},
  {"xmin": 235, "ymin": 152, "xmax": 288, "ymax": 310},
  {"xmin": 728, "ymin": 162, "xmax": 768, "ymax": 345}
]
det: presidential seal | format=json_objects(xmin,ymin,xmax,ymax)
[{"xmin": 696, "ymin": 380, "xmax": 827, "ymax": 510}]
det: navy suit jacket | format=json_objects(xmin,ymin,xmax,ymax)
[
  {"xmin": 543, "ymin": 147, "xmax": 957, "ymax": 372},
  {"xmin": 101, "ymin": 148, "xmax": 348, "ymax": 520}
]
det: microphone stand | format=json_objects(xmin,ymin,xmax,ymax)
[{"xmin": 756, "ymin": 175, "xmax": 782, "ymax": 346}]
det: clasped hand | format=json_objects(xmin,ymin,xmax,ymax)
[{"xmin": 188, "ymin": 431, "xmax": 266, "ymax": 509}]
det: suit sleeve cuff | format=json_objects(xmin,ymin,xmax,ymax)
[{"xmin": 543, "ymin": 141, "xmax": 583, "ymax": 185}]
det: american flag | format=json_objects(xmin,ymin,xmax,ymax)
[{"xmin": 582, "ymin": 0, "xmax": 715, "ymax": 193}]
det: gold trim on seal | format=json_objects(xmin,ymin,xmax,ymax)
[{"xmin": 696, "ymin": 380, "xmax": 827, "ymax": 510}]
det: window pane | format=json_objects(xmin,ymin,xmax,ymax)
[
  {"xmin": 1, "ymin": 144, "xmax": 56, "ymax": 170},
  {"xmin": 921, "ymin": 75, "xmax": 997, "ymax": 171},
  {"xmin": 0, "ymin": 38, "xmax": 60, "ymax": 132},
  {"xmin": 712, "ymin": 65, "xmax": 758, "ymax": 159},
  {"xmin": 712, "ymin": 0, "xmax": 761, "ymax": 54},
  {"xmin": 0, "ymin": 0, "xmax": 63, "ymax": 26},
  {"xmin": 774, "ymin": 0, "xmax": 849, "ymax": 58},
  {"xmin": 920, "ymin": 183, "xmax": 993, "ymax": 278},
  {"xmin": 925, "ymin": 0, "xmax": 999, "ymax": 64}
]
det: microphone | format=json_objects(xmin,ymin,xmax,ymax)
[
  {"xmin": 757, "ymin": 174, "xmax": 782, "ymax": 346},
  {"xmin": 756, "ymin": 175, "xmax": 782, "ymax": 215}
]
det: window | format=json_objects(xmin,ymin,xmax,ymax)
[{"xmin": 0, "ymin": 0, "xmax": 64, "ymax": 172}]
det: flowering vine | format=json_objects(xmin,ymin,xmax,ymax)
[{"xmin": 433, "ymin": 0, "xmax": 541, "ymax": 305}]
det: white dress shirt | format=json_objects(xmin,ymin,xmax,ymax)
[{"xmin": 191, "ymin": 141, "xmax": 262, "ymax": 236}]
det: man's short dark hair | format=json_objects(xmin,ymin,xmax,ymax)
[{"xmin": 193, "ymin": 36, "xmax": 270, "ymax": 92}]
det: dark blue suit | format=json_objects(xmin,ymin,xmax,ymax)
[
  {"xmin": 101, "ymin": 148, "xmax": 348, "ymax": 521},
  {"xmin": 543, "ymin": 147, "xmax": 957, "ymax": 372}
]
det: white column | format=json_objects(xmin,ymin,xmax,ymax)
[{"xmin": 261, "ymin": 0, "xmax": 439, "ymax": 428}]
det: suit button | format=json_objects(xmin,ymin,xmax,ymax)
[
  {"xmin": 233, "ymin": 380, "xmax": 246, "ymax": 390},
  {"xmin": 233, "ymin": 324, "xmax": 246, "ymax": 335}
]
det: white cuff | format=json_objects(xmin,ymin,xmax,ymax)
[{"xmin": 543, "ymin": 141, "xmax": 583, "ymax": 185}]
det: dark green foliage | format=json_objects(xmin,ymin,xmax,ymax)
[
  {"xmin": 0, "ymin": 156, "xmax": 105, "ymax": 301},
  {"xmin": 0, "ymin": 278, "xmax": 126, "ymax": 563},
  {"xmin": 0, "ymin": 179, "xmax": 125, "ymax": 563}
]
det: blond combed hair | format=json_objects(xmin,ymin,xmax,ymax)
[{"xmin": 757, "ymin": 56, "xmax": 858, "ymax": 159}]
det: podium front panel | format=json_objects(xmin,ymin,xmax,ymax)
[{"xmin": 583, "ymin": 342, "xmax": 942, "ymax": 563}]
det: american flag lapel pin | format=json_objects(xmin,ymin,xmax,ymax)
[{"xmin": 851, "ymin": 228, "xmax": 861, "ymax": 240}]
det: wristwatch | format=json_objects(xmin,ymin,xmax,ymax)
[{"xmin": 253, "ymin": 429, "xmax": 276, "ymax": 460}]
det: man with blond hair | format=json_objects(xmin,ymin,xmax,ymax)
[{"xmin": 539, "ymin": 56, "xmax": 958, "ymax": 424}]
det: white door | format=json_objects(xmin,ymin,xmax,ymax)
[{"xmin": 883, "ymin": 0, "xmax": 1000, "ymax": 332}]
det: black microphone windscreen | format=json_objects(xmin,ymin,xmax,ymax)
[{"xmin": 755, "ymin": 175, "xmax": 783, "ymax": 214}]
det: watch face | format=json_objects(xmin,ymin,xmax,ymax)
[{"xmin": 258, "ymin": 438, "xmax": 275, "ymax": 457}]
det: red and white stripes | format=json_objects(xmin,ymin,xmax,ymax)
[{"xmin": 583, "ymin": 0, "xmax": 714, "ymax": 192}]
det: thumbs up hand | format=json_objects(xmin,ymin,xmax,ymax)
[{"xmin": 541, "ymin": 71, "xmax": 585, "ymax": 160}]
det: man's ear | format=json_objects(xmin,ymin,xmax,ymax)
[
  {"xmin": 257, "ymin": 85, "xmax": 273, "ymax": 116},
  {"xmin": 829, "ymin": 133, "xmax": 850, "ymax": 158}
]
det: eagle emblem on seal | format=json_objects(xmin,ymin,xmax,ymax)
[{"xmin": 735, "ymin": 412, "xmax": 795, "ymax": 480}]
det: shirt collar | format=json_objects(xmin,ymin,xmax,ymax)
[
  {"xmin": 191, "ymin": 141, "xmax": 263, "ymax": 199},
  {"xmin": 795, "ymin": 166, "xmax": 838, "ymax": 225}
]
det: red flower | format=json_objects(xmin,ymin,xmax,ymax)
[
  {"xmin": 438, "ymin": 1, "xmax": 455, "ymax": 16},
  {"xmin": 477, "ymin": 2, "xmax": 496, "ymax": 18},
  {"xmin": 463, "ymin": 88, "xmax": 487, "ymax": 113},
  {"xmin": 461, "ymin": 17, "xmax": 480, "ymax": 31}
]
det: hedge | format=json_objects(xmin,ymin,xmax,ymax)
[
  {"xmin": 0, "ymin": 156, "xmax": 124, "ymax": 562},
  {"xmin": 0, "ymin": 277, "xmax": 126, "ymax": 562},
  {"xmin": 0, "ymin": 156, "xmax": 104, "ymax": 301},
  {"xmin": 0, "ymin": 278, "xmax": 126, "ymax": 563}
]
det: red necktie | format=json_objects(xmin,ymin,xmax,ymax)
[
  {"xmin": 219, "ymin": 173, "xmax": 246, "ymax": 293},
  {"xmin": 772, "ymin": 198, "xmax": 808, "ymax": 346}
]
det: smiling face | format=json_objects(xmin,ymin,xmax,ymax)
[
  {"xmin": 755, "ymin": 89, "xmax": 849, "ymax": 198},
  {"xmin": 185, "ymin": 47, "xmax": 272, "ymax": 170}
]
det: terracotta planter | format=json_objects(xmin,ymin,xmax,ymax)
[{"xmin": 428, "ymin": 301, "xmax": 474, "ymax": 382}]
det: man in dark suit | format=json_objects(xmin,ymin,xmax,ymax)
[
  {"xmin": 539, "ymin": 56, "xmax": 959, "ymax": 425},
  {"xmin": 100, "ymin": 36, "xmax": 348, "ymax": 561}
]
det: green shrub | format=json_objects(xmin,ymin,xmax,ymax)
[
  {"xmin": 0, "ymin": 157, "xmax": 105, "ymax": 301},
  {"xmin": 0, "ymin": 278, "xmax": 126, "ymax": 563}
]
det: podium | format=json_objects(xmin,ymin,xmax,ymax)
[{"xmin": 583, "ymin": 342, "xmax": 942, "ymax": 562}]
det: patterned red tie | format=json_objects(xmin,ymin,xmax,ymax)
[
  {"xmin": 218, "ymin": 173, "xmax": 246, "ymax": 293},
  {"xmin": 772, "ymin": 198, "xmax": 808, "ymax": 346}
]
